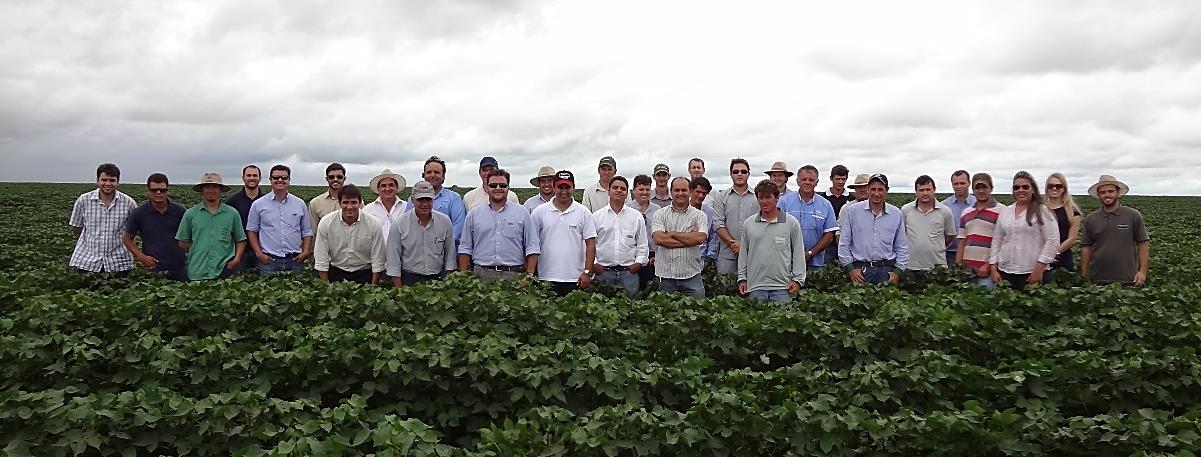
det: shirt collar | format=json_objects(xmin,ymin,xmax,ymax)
[
  {"xmin": 339, "ymin": 211, "xmax": 361, "ymax": 225},
  {"xmin": 756, "ymin": 211, "xmax": 786, "ymax": 223}
]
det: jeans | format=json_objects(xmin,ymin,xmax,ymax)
[
  {"xmin": 329, "ymin": 266, "xmax": 373, "ymax": 284},
  {"xmin": 945, "ymin": 250, "xmax": 958, "ymax": 267},
  {"xmin": 970, "ymin": 276, "xmax": 995, "ymax": 288},
  {"xmin": 259, "ymin": 254, "xmax": 303, "ymax": 276},
  {"xmin": 1000, "ymin": 271, "xmax": 1044, "ymax": 291},
  {"xmin": 637, "ymin": 257, "xmax": 656, "ymax": 291},
  {"xmin": 861, "ymin": 265, "xmax": 893, "ymax": 285},
  {"xmin": 548, "ymin": 281, "xmax": 577, "ymax": 296},
  {"xmin": 749, "ymin": 289, "xmax": 791, "ymax": 303},
  {"xmin": 658, "ymin": 274, "xmax": 705, "ymax": 299},
  {"xmin": 235, "ymin": 252, "xmax": 259, "ymax": 273},
  {"xmin": 596, "ymin": 268, "xmax": 639, "ymax": 299}
]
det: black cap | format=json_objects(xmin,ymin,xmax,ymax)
[{"xmin": 868, "ymin": 173, "xmax": 889, "ymax": 188}]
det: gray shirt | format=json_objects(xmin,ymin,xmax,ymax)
[
  {"xmin": 737, "ymin": 212, "xmax": 807, "ymax": 292},
  {"xmin": 385, "ymin": 211, "xmax": 457, "ymax": 276},
  {"xmin": 901, "ymin": 201, "xmax": 957, "ymax": 270},
  {"xmin": 711, "ymin": 187, "xmax": 758, "ymax": 260},
  {"xmin": 651, "ymin": 205, "xmax": 708, "ymax": 279}
]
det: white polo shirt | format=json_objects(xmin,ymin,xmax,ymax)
[
  {"xmin": 531, "ymin": 200, "xmax": 598, "ymax": 282},
  {"xmin": 592, "ymin": 204, "xmax": 649, "ymax": 267}
]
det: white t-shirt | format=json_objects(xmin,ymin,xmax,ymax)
[{"xmin": 531, "ymin": 201, "xmax": 598, "ymax": 282}]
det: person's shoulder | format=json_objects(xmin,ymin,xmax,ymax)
[
  {"xmin": 900, "ymin": 200, "xmax": 917, "ymax": 211},
  {"xmin": 431, "ymin": 210, "xmax": 453, "ymax": 224}
]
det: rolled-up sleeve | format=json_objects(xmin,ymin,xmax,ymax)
[{"xmin": 1037, "ymin": 207, "xmax": 1059, "ymax": 265}]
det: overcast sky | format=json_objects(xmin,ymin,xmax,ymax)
[{"xmin": 2, "ymin": 0, "xmax": 1199, "ymax": 195}]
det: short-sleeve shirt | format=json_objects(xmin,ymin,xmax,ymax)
[
  {"xmin": 778, "ymin": 192, "xmax": 839, "ymax": 267},
  {"xmin": 711, "ymin": 187, "xmax": 758, "ymax": 260},
  {"xmin": 69, "ymin": 189, "xmax": 137, "ymax": 272},
  {"xmin": 820, "ymin": 191, "xmax": 852, "ymax": 221},
  {"xmin": 224, "ymin": 188, "xmax": 264, "ymax": 227},
  {"xmin": 530, "ymin": 201, "xmax": 598, "ymax": 282},
  {"xmin": 459, "ymin": 201, "xmax": 540, "ymax": 267},
  {"xmin": 1082, "ymin": 206, "xmax": 1150, "ymax": 284},
  {"xmin": 940, "ymin": 194, "xmax": 976, "ymax": 251},
  {"xmin": 125, "ymin": 201, "xmax": 187, "ymax": 271},
  {"xmin": 957, "ymin": 200, "xmax": 1003, "ymax": 269},
  {"xmin": 246, "ymin": 193, "xmax": 313, "ymax": 257},
  {"xmin": 176, "ymin": 203, "xmax": 247, "ymax": 280},
  {"xmin": 651, "ymin": 205, "xmax": 708, "ymax": 279},
  {"xmin": 901, "ymin": 201, "xmax": 958, "ymax": 270},
  {"xmin": 524, "ymin": 194, "xmax": 552, "ymax": 213}
]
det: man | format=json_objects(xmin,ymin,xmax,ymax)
[
  {"xmin": 941, "ymin": 170, "xmax": 976, "ymax": 265},
  {"xmin": 712, "ymin": 158, "xmax": 757, "ymax": 274},
  {"xmin": 650, "ymin": 164, "xmax": 673, "ymax": 207},
  {"xmin": 524, "ymin": 166, "xmax": 557, "ymax": 212},
  {"xmin": 764, "ymin": 161, "xmax": 795, "ymax": 199},
  {"xmin": 530, "ymin": 171, "xmax": 598, "ymax": 296},
  {"xmin": 902, "ymin": 175, "xmax": 957, "ymax": 286},
  {"xmin": 627, "ymin": 174, "xmax": 661, "ymax": 290},
  {"xmin": 69, "ymin": 163, "xmax": 137, "ymax": 276},
  {"xmin": 1081, "ymin": 175, "xmax": 1150, "ymax": 286},
  {"xmin": 592, "ymin": 176, "xmax": 649, "ymax": 299},
  {"xmin": 363, "ymin": 169, "xmax": 408, "ymax": 239},
  {"xmin": 837, "ymin": 173, "xmax": 872, "ymax": 227},
  {"xmin": 778, "ymin": 165, "xmax": 838, "ymax": 270},
  {"xmin": 224, "ymin": 164, "xmax": 264, "ymax": 271},
  {"xmin": 309, "ymin": 163, "xmax": 346, "ymax": 233},
  {"xmin": 738, "ymin": 180, "xmax": 806, "ymax": 302},
  {"xmin": 463, "ymin": 156, "xmax": 520, "ymax": 209},
  {"xmin": 955, "ymin": 173, "xmax": 1003, "ymax": 288},
  {"xmin": 460, "ymin": 169, "xmax": 540, "ymax": 282},
  {"xmin": 581, "ymin": 156, "xmax": 617, "ymax": 212},
  {"xmin": 689, "ymin": 177, "xmax": 719, "ymax": 266},
  {"xmin": 314, "ymin": 184, "xmax": 386, "ymax": 285},
  {"xmin": 122, "ymin": 173, "xmax": 187, "ymax": 281},
  {"xmin": 819, "ymin": 164, "xmax": 851, "ymax": 265},
  {"xmin": 652, "ymin": 177, "xmax": 709, "ymax": 299},
  {"xmin": 176, "ymin": 173, "xmax": 246, "ymax": 280},
  {"xmin": 387, "ymin": 181, "xmax": 457, "ymax": 286},
  {"xmin": 411, "ymin": 156, "xmax": 466, "ymax": 242},
  {"xmin": 839, "ymin": 174, "xmax": 909, "ymax": 285},
  {"xmin": 687, "ymin": 158, "xmax": 706, "ymax": 180},
  {"xmin": 247, "ymin": 165, "xmax": 314, "ymax": 275}
]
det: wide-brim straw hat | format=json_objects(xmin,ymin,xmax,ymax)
[
  {"xmin": 847, "ymin": 173, "xmax": 872, "ymax": 188},
  {"xmin": 1087, "ymin": 175, "xmax": 1130, "ymax": 198},
  {"xmin": 529, "ymin": 166, "xmax": 556, "ymax": 186},
  {"xmin": 192, "ymin": 172, "xmax": 230, "ymax": 192},
  {"xmin": 764, "ymin": 161, "xmax": 793, "ymax": 177},
  {"xmin": 369, "ymin": 169, "xmax": 407, "ymax": 194}
]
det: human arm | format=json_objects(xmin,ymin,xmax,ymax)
[
  {"xmin": 296, "ymin": 235, "xmax": 314, "ymax": 263},
  {"xmin": 579, "ymin": 237, "xmax": 596, "ymax": 288},
  {"xmin": 791, "ymin": 219, "xmax": 807, "ymax": 289},
  {"xmin": 313, "ymin": 219, "xmax": 331, "ymax": 273},
  {"xmin": 123, "ymin": 231, "xmax": 157, "ymax": 269},
  {"xmin": 1030, "ymin": 208, "xmax": 1059, "ymax": 284},
  {"xmin": 1134, "ymin": 241, "xmax": 1149, "ymax": 286},
  {"xmin": 227, "ymin": 240, "xmax": 245, "ymax": 270},
  {"xmin": 716, "ymin": 227, "xmax": 739, "ymax": 257},
  {"xmin": 1057, "ymin": 209, "xmax": 1081, "ymax": 255}
]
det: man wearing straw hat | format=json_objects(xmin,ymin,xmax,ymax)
[
  {"xmin": 363, "ymin": 169, "xmax": 408, "ymax": 239},
  {"xmin": 524, "ymin": 166, "xmax": 557, "ymax": 212},
  {"xmin": 1081, "ymin": 175, "xmax": 1150, "ymax": 286},
  {"xmin": 176, "ymin": 172, "xmax": 246, "ymax": 280},
  {"xmin": 837, "ymin": 173, "xmax": 872, "ymax": 228},
  {"xmin": 764, "ymin": 161, "xmax": 795, "ymax": 199}
]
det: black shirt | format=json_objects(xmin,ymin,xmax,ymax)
[
  {"xmin": 224, "ymin": 188, "xmax": 264, "ymax": 227},
  {"xmin": 125, "ymin": 201, "xmax": 187, "ymax": 271},
  {"xmin": 820, "ymin": 191, "xmax": 852, "ymax": 217}
]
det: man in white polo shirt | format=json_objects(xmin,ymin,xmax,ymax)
[
  {"xmin": 531, "ymin": 170, "xmax": 598, "ymax": 296},
  {"xmin": 592, "ymin": 175, "xmax": 649, "ymax": 299},
  {"xmin": 652, "ymin": 177, "xmax": 709, "ymax": 299}
]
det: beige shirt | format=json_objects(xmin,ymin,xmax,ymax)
[
  {"xmin": 309, "ymin": 192, "xmax": 340, "ymax": 233},
  {"xmin": 463, "ymin": 187, "xmax": 519, "ymax": 210},
  {"xmin": 314, "ymin": 211, "xmax": 386, "ymax": 273}
]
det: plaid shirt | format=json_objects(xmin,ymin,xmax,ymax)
[{"xmin": 69, "ymin": 189, "xmax": 137, "ymax": 272}]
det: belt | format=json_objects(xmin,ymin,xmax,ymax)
[
  {"xmin": 475, "ymin": 264, "xmax": 524, "ymax": 272},
  {"xmin": 853, "ymin": 259, "xmax": 896, "ymax": 268},
  {"xmin": 603, "ymin": 265, "xmax": 629, "ymax": 271}
]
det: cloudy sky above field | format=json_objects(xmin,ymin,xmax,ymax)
[{"xmin": 2, "ymin": 0, "xmax": 1199, "ymax": 195}]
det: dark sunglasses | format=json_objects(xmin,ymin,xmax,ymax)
[
  {"xmin": 270, "ymin": 176, "xmax": 290, "ymax": 181},
  {"xmin": 148, "ymin": 188, "xmax": 168, "ymax": 193},
  {"xmin": 488, "ymin": 183, "xmax": 509, "ymax": 189},
  {"xmin": 1012, "ymin": 184, "xmax": 1032, "ymax": 191},
  {"xmin": 731, "ymin": 169, "xmax": 749, "ymax": 175},
  {"xmin": 326, "ymin": 174, "xmax": 344, "ymax": 180},
  {"xmin": 1047, "ymin": 184, "xmax": 1064, "ymax": 190}
]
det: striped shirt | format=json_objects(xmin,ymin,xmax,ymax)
[
  {"xmin": 651, "ymin": 205, "xmax": 708, "ymax": 279},
  {"xmin": 957, "ymin": 201, "xmax": 1004, "ymax": 269},
  {"xmin": 69, "ymin": 189, "xmax": 137, "ymax": 272}
]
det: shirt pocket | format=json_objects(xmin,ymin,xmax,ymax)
[
  {"xmin": 284, "ymin": 211, "xmax": 305, "ymax": 230},
  {"xmin": 622, "ymin": 229, "xmax": 639, "ymax": 248},
  {"xmin": 774, "ymin": 236, "xmax": 791, "ymax": 265},
  {"xmin": 503, "ymin": 221, "xmax": 522, "ymax": 239}
]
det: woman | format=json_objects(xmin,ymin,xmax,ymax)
[
  {"xmin": 989, "ymin": 171, "xmax": 1059, "ymax": 290},
  {"xmin": 1044, "ymin": 172, "xmax": 1081, "ymax": 272}
]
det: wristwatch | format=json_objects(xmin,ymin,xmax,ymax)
[{"xmin": 583, "ymin": 269, "xmax": 592, "ymax": 275}]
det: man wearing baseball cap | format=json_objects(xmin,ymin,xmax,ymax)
[
  {"xmin": 1081, "ymin": 175, "xmax": 1150, "ymax": 286},
  {"xmin": 955, "ymin": 172, "xmax": 1003, "ymax": 288},
  {"xmin": 176, "ymin": 172, "xmax": 246, "ymax": 280},
  {"xmin": 123, "ymin": 173, "xmax": 187, "ymax": 281},
  {"xmin": 463, "ymin": 156, "xmax": 519, "ymax": 210},
  {"xmin": 839, "ymin": 174, "xmax": 908, "ymax": 285},
  {"xmin": 581, "ymin": 156, "xmax": 618, "ymax": 213},
  {"xmin": 524, "ymin": 166, "xmax": 557, "ymax": 212},
  {"xmin": 530, "ymin": 170, "xmax": 598, "ymax": 296},
  {"xmin": 651, "ymin": 164, "xmax": 673, "ymax": 207},
  {"xmin": 387, "ymin": 181, "xmax": 457, "ymax": 287}
]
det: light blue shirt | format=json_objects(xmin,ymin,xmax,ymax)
[
  {"xmin": 524, "ymin": 194, "xmax": 552, "ymax": 212},
  {"xmin": 246, "ymin": 193, "xmax": 313, "ymax": 257},
  {"xmin": 941, "ymin": 194, "xmax": 976, "ymax": 252},
  {"xmin": 698, "ymin": 203, "xmax": 718, "ymax": 261},
  {"xmin": 778, "ymin": 192, "xmax": 839, "ymax": 267},
  {"xmin": 838, "ymin": 200, "xmax": 909, "ymax": 269},
  {"xmin": 459, "ymin": 202, "xmax": 540, "ymax": 267},
  {"xmin": 410, "ymin": 187, "xmax": 467, "ymax": 242}
]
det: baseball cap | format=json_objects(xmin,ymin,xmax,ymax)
[
  {"xmin": 971, "ymin": 172, "xmax": 993, "ymax": 188},
  {"xmin": 653, "ymin": 163, "xmax": 669, "ymax": 175},
  {"xmin": 479, "ymin": 156, "xmax": 499, "ymax": 169},
  {"xmin": 554, "ymin": 170, "xmax": 575, "ymax": 188},
  {"xmin": 411, "ymin": 180, "xmax": 436, "ymax": 200},
  {"xmin": 598, "ymin": 156, "xmax": 616, "ymax": 168},
  {"xmin": 867, "ymin": 173, "xmax": 889, "ymax": 188}
]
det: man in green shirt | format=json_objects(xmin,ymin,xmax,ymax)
[
  {"xmin": 737, "ymin": 180, "xmax": 806, "ymax": 303},
  {"xmin": 177, "ymin": 173, "xmax": 247, "ymax": 280}
]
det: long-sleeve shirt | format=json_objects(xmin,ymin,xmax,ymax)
[
  {"xmin": 737, "ymin": 212, "xmax": 807, "ymax": 291},
  {"xmin": 989, "ymin": 205, "xmax": 1059, "ymax": 274},
  {"xmin": 592, "ymin": 205, "xmax": 649, "ymax": 267},
  {"xmin": 362, "ymin": 197, "xmax": 408, "ymax": 240},
  {"xmin": 459, "ymin": 202, "xmax": 540, "ymax": 267},
  {"xmin": 711, "ymin": 187, "xmax": 758, "ymax": 261},
  {"xmin": 409, "ymin": 188, "xmax": 466, "ymax": 242},
  {"xmin": 308, "ymin": 192, "xmax": 340, "ymax": 234},
  {"xmin": 524, "ymin": 194, "xmax": 553, "ymax": 212},
  {"xmin": 314, "ymin": 211, "xmax": 386, "ymax": 273},
  {"xmin": 385, "ymin": 211, "xmax": 456, "ymax": 276},
  {"xmin": 246, "ymin": 193, "xmax": 313, "ymax": 257},
  {"xmin": 69, "ymin": 189, "xmax": 137, "ymax": 272},
  {"xmin": 838, "ymin": 200, "xmax": 909, "ymax": 269},
  {"xmin": 699, "ymin": 203, "xmax": 719, "ymax": 261},
  {"xmin": 777, "ymin": 192, "xmax": 839, "ymax": 267}
]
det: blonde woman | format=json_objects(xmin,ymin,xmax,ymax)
[
  {"xmin": 988, "ymin": 171, "xmax": 1059, "ymax": 291},
  {"xmin": 1044, "ymin": 173, "xmax": 1081, "ymax": 272}
]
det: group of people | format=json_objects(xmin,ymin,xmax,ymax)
[{"xmin": 69, "ymin": 155, "xmax": 1151, "ymax": 302}]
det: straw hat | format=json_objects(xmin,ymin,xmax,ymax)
[
  {"xmin": 529, "ymin": 166, "xmax": 556, "ymax": 186},
  {"xmin": 1087, "ymin": 175, "xmax": 1130, "ymax": 198},
  {"xmin": 847, "ymin": 173, "xmax": 871, "ymax": 188},
  {"xmin": 369, "ymin": 169, "xmax": 407, "ymax": 194},
  {"xmin": 192, "ymin": 172, "xmax": 230, "ymax": 192},
  {"xmin": 764, "ymin": 161, "xmax": 793, "ymax": 177}
]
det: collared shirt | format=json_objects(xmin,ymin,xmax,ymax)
[
  {"xmin": 463, "ymin": 187, "xmax": 520, "ymax": 210},
  {"xmin": 363, "ymin": 197, "xmax": 409, "ymax": 240},
  {"xmin": 627, "ymin": 200, "xmax": 661, "ymax": 252},
  {"xmin": 957, "ymin": 200, "xmax": 1003, "ymax": 269},
  {"xmin": 386, "ymin": 211, "xmax": 456, "ymax": 276},
  {"xmin": 711, "ymin": 186, "xmax": 758, "ymax": 260},
  {"xmin": 314, "ymin": 211, "xmax": 386, "ymax": 273},
  {"xmin": 650, "ymin": 188, "xmax": 672, "ymax": 208},
  {"xmin": 410, "ymin": 187, "xmax": 467, "ymax": 242},
  {"xmin": 581, "ymin": 181, "xmax": 610, "ymax": 213},
  {"xmin": 737, "ymin": 212, "xmax": 807, "ymax": 292},
  {"xmin": 698, "ymin": 203, "xmax": 719, "ymax": 261},
  {"xmin": 901, "ymin": 201, "xmax": 957, "ymax": 270},
  {"xmin": 247, "ymin": 193, "xmax": 313, "ymax": 257},
  {"xmin": 651, "ymin": 204, "xmax": 708, "ymax": 279},
  {"xmin": 531, "ymin": 201, "xmax": 598, "ymax": 282},
  {"xmin": 837, "ymin": 198, "xmax": 866, "ymax": 229},
  {"xmin": 308, "ymin": 192, "xmax": 340, "ymax": 233},
  {"xmin": 1082, "ymin": 205, "xmax": 1150, "ymax": 284},
  {"xmin": 459, "ymin": 202, "xmax": 540, "ymax": 267},
  {"xmin": 989, "ymin": 205, "xmax": 1059, "ymax": 274},
  {"xmin": 838, "ymin": 201, "xmax": 909, "ymax": 268},
  {"xmin": 777, "ymin": 192, "xmax": 839, "ymax": 267},
  {"xmin": 941, "ymin": 194, "xmax": 976, "ymax": 252},
  {"xmin": 593, "ymin": 205, "xmax": 649, "ymax": 267},
  {"xmin": 125, "ymin": 201, "xmax": 187, "ymax": 271},
  {"xmin": 177, "ymin": 203, "xmax": 246, "ymax": 280},
  {"xmin": 820, "ymin": 190, "xmax": 852, "ymax": 221},
  {"xmin": 524, "ymin": 193, "xmax": 553, "ymax": 212},
  {"xmin": 69, "ymin": 189, "xmax": 137, "ymax": 272},
  {"xmin": 224, "ymin": 188, "xmax": 264, "ymax": 227}
]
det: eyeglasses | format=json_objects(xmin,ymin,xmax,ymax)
[
  {"xmin": 488, "ymin": 183, "xmax": 509, "ymax": 189},
  {"xmin": 1012, "ymin": 184, "xmax": 1032, "ymax": 191},
  {"xmin": 731, "ymin": 169, "xmax": 749, "ymax": 175},
  {"xmin": 326, "ymin": 175, "xmax": 344, "ymax": 180},
  {"xmin": 148, "ymin": 188, "xmax": 168, "ymax": 193},
  {"xmin": 270, "ymin": 176, "xmax": 290, "ymax": 181},
  {"xmin": 1047, "ymin": 184, "xmax": 1064, "ymax": 190}
]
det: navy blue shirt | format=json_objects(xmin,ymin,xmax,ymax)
[
  {"xmin": 125, "ymin": 201, "xmax": 187, "ymax": 271},
  {"xmin": 224, "ymin": 188, "xmax": 264, "ymax": 227}
]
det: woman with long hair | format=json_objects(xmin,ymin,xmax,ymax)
[
  {"xmin": 989, "ymin": 171, "xmax": 1059, "ymax": 290},
  {"xmin": 1044, "ymin": 173, "xmax": 1081, "ymax": 272}
]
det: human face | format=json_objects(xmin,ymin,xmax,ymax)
[
  {"xmin": 554, "ymin": 181, "xmax": 575, "ymax": 204},
  {"xmin": 730, "ymin": 164, "xmax": 750, "ymax": 187},
  {"xmin": 688, "ymin": 160, "xmax": 705, "ymax": 179},
  {"xmin": 96, "ymin": 172, "xmax": 119, "ymax": 195},
  {"xmin": 201, "ymin": 184, "xmax": 222, "ymax": 203},
  {"xmin": 537, "ymin": 176, "xmax": 554, "ymax": 196},
  {"xmin": 487, "ymin": 175, "xmax": 509, "ymax": 203},
  {"xmin": 1046, "ymin": 177, "xmax": 1065, "ymax": 200},
  {"xmin": 1012, "ymin": 178, "xmax": 1034, "ymax": 204},
  {"xmin": 1097, "ymin": 184, "xmax": 1120, "ymax": 208},
  {"xmin": 598, "ymin": 165, "xmax": 615, "ymax": 186},
  {"xmin": 377, "ymin": 178, "xmax": 398, "ymax": 199},
  {"xmin": 478, "ymin": 165, "xmax": 497, "ymax": 184},
  {"xmin": 915, "ymin": 183, "xmax": 935, "ymax": 205},
  {"xmin": 690, "ymin": 186, "xmax": 710, "ymax": 209},
  {"xmin": 973, "ymin": 182, "xmax": 992, "ymax": 203},
  {"xmin": 633, "ymin": 183, "xmax": 651, "ymax": 203},
  {"xmin": 147, "ymin": 182, "xmax": 168, "ymax": 204},
  {"xmin": 653, "ymin": 172, "xmax": 669, "ymax": 187},
  {"xmin": 242, "ymin": 167, "xmax": 261, "ymax": 189},
  {"xmin": 796, "ymin": 170, "xmax": 818, "ymax": 195},
  {"xmin": 326, "ymin": 170, "xmax": 345, "ymax": 191},
  {"xmin": 768, "ymin": 172, "xmax": 789, "ymax": 192},
  {"xmin": 951, "ymin": 174, "xmax": 969, "ymax": 198},
  {"xmin": 757, "ymin": 192, "xmax": 778, "ymax": 214},
  {"xmin": 670, "ymin": 179, "xmax": 690, "ymax": 207},
  {"xmin": 413, "ymin": 197, "xmax": 433, "ymax": 218},
  {"xmin": 269, "ymin": 171, "xmax": 290, "ymax": 192},
  {"xmin": 866, "ymin": 182, "xmax": 887, "ymax": 206},
  {"xmin": 831, "ymin": 174, "xmax": 848, "ymax": 191},
  {"xmin": 608, "ymin": 180, "xmax": 628, "ymax": 206},
  {"xmin": 423, "ymin": 162, "xmax": 446, "ymax": 189},
  {"xmin": 339, "ymin": 196, "xmax": 362, "ymax": 220}
]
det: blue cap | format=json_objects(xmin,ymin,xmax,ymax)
[{"xmin": 479, "ymin": 156, "xmax": 499, "ymax": 169}]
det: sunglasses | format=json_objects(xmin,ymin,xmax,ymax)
[
  {"xmin": 326, "ymin": 175, "xmax": 344, "ymax": 180},
  {"xmin": 270, "ymin": 176, "xmax": 290, "ymax": 181},
  {"xmin": 148, "ymin": 188, "xmax": 168, "ymax": 193},
  {"xmin": 731, "ymin": 169, "xmax": 749, "ymax": 175},
  {"xmin": 1047, "ymin": 184, "xmax": 1064, "ymax": 190},
  {"xmin": 1012, "ymin": 184, "xmax": 1032, "ymax": 191},
  {"xmin": 488, "ymin": 183, "xmax": 509, "ymax": 189}
]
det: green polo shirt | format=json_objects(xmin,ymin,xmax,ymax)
[{"xmin": 177, "ymin": 203, "xmax": 247, "ymax": 280}]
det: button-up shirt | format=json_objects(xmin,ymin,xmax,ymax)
[
  {"xmin": 581, "ymin": 181, "xmax": 610, "ymax": 213},
  {"xmin": 308, "ymin": 192, "xmax": 340, "ymax": 233},
  {"xmin": 838, "ymin": 200, "xmax": 909, "ymax": 269},
  {"xmin": 177, "ymin": 203, "xmax": 246, "ymax": 280},
  {"xmin": 69, "ymin": 189, "xmax": 137, "ymax": 272},
  {"xmin": 247, "ymin": 193, "xmax": 313, "ymax": 257},
  {"xmin": 737, "ymin": 212, "xmax": 807, "ymax": 291},
  {"xmin": 531, "ymin": 201, "xmax": 598, "ymax": 282},
  {"xmin": 941, "ymin": 194, "xmax": 976, "ymax": 253},
  {"xmin": 901, "ymin": 201, "xmax": 957, "ymax": 270},
  {"xmin": 363, "ymin": 197, "xmax": 408, "ymax": 240},
  {"xmin": 593, "ymin": 205, "xmax": 649, "ymax": 267},
  {"xmin": 459, "ymin": 202, "xmax": 540, "ymax": 267},
  {"xmin": 650, "ymin": 188, "xmax": 672, "ymax": 208},
  {"xmin": 712, "ymin": 186, "xmax": 758, "ymax": 261},
  {"xmin": 627, "ymin": 200, "xmax": 661, "ymax": 252},
  {"xmin": 125, "ymin": 201, "xmax": 187, "ymax": 271},
  {"xmin": 651, "ymin": 205, "xmax": 708, "ymax": 279},
  {"xmin": 386, "ymin": 211, "xmax": 456, "ymax": 276},
  {"xmin": 989, "ymin": 205, "xmax": 1059, "ymax": 274},
  {"xmin": 314, "ymin": 211, "xmax": 386, "ymax": 273},
  {"xmin": 410, "ymin": 188, "xmax": 466, "ymax": 242},
  {"xmin": 524, "ymin": 194, "xmax": 553, "ymax": 212},
  {"xmin": 698, "ymin": 203, "xmax": 719, "ymax": 261},
  {"xmin": 463, "ymin": 187, "xmax": 519, "ymax": 210},
  {"xmin": 777, "ymin": 192, "xmax": 839, "ymax": 267}
]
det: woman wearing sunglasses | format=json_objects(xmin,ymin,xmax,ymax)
[
  {"xmin": 1044, "ymin": 173, "xmax": 1082, "ymax": 273},
  {"xmin": 988, "ymin": 171, "xmax": 1059, "ymax": 290}
]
